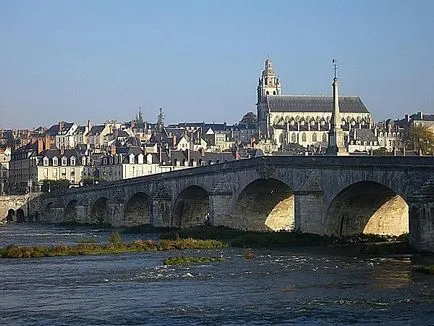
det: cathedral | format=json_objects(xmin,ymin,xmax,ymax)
[{"xmin": 256, "ymin": 59, "xmax": 372, "ymax": 151}]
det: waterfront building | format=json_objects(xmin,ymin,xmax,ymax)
[{"xmin": 256, "ymin": 59, "xmax": 372, "ymax": 151}]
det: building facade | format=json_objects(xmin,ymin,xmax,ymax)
[{"xmin": 256, "ymin": 59, "xmax": 372, "ymax": 151}]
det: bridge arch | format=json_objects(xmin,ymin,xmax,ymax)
[
  {"xmin": 90, "ymin": 197, "xmax": 110, "ymax": 225},
  {"xmin": 6, "ymin": 209, "xmax": 15, "ymax": 222},
  {"xmin": 172, "ymin": 185, "xmax": 209, "ymax": 228},
  {"xmin": 325, "ymin": 181, "xmax": 408, "ymax": 236},
  {"xmin": 16, "ymin": 208, "xmax": 25, "ymax": 223},
  {"xmin": 233, "ymin": 178, "xmax": 295, "ymax": 231},
  {"xmin": 64, "ymin": 199, "xmax": 78, "ymax": 222},
  {"xmin": 124, "ymin": 192, "xmax": 150, "ymax": 225}
]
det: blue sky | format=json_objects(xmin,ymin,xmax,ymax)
[{"xmin": 1, "ymin": 0, "xmax": 433, "ymax": 128}]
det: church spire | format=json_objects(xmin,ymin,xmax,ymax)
[{"xmin": 326, "ymin": 59, "xmax": 348, "ymax": 156}]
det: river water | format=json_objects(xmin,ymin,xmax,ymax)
[{"xmin": 0, "ymin": 224, "xmax": 433, "ymax": 325}]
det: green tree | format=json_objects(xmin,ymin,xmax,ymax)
[
  {"xmin": 41, "ymin": 179, "xmax": 71, "ymax": 192},
  {"xmin": 406, "ymin": 125, "xmax": 434, "ymax": 154},
  {"xmin": 240, "ymin": 112, "xmax": 257, "ymax": 124}
]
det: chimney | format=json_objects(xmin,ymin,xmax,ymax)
[
  {"xmin": 418, "ymin": 111, "xmax": 423, "ymax": 120},
  {"xmin": 60, "ymin": 146, "xmax": 65, "ymax": 156},
  {"xmin": 37, "ymin": 138, "xmax": 44, "ymax": 154},
  {"xmin": 87, "ymin": 120, "xmax": 92, "ymax": 132},
  {"xmin": 405, "ymin": 114, "xmax": 409, "ymax": 122},
  {"xmin": 59, "ymin": 121, "xmax": 64, "ymax": 132}
]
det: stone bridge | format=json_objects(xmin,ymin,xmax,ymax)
[{"xmin": 6, "ymin": 156, "xmax": 434, "ymax": 252}]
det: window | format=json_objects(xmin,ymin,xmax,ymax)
[
  {"xmin": 312, "ymin": 133, "xmax": 317, "ymax": 142},
  {"xmin": 61, "ymin": 168, "xmax": 66, "ymax": 178},
  {"xmin": 70, "ymin": 168, "xmax": 75, "ymax": 177},
  {"xmin": 43, "ymin": 157, "xmax": 49, "ymax": 166},
  {"xmin": 322, "ymin": 133, "xmax": 328, "ymax": 142},
  {"xmin": 301, "ymin": 133, "xmax": 306, "ymax": 142},
  {"xmin": 61, "ymin": 157, "xmax": 67, "ymax": 166},
  {"xmin": 70, "ymin": 157, "xmax": 76, "ymax": 166},
  {"xmin": 52, "ymin": 157, "xmax": 58, "ymax": 166},
  {"xmin": 43, "ymin": 168, "xmax": 48, "ymax": 178}
]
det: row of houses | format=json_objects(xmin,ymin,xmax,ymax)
[{"xmin": 2, "ymin": 110, "xmax": 433, "ymax": 194}]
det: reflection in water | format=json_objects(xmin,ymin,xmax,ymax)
[
  {"xmin": 0, "ymin": 224, "xmax": 433, "ymax": 325},
  {"xmin": 370, "ymin": 258, "xmax": 412, "ymax": 289}
]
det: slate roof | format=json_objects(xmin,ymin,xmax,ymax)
[
  {"xmin": 88, "ymin": 125, "xmax": 105, "ymax": 136},
  {"xmin": 352, "ymin": 129, "xmax": 377, "ymax": 142},
  {"xmin": 45, "ymin": 122, "xmax": 74, "ymax": 136},
  {"xmin": 266, "ymin": 95, "xmax": 369, "ymax": 113}
]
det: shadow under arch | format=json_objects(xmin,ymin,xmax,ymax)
[
  {"xmin": 233, "ymin": 178, "xmax": 295, "ymax": 231},
  {"xmin": 325, "ymin": 181, "xmax": 408, "ymax": 236},
  {"xmin": 64, "ymin": 199, "xmax": 78, "ymax": 223},
  {"xmin": 124, "ymin": 192, "xmax": 150, "ymax": 225},
  {"xmin": 6, "ymin": 209, "xmax": 15, "ymax": 222},
  {"xmin": 172, "ymin": 185, "xmax": 209, "ymax": 228},
  {"xmin": 16, "ymin": 208, "xmax": 25, "ymax": 223},
  {"xmin": 90, "ymin": 197, "xmax": 110, "ymax": 225}
]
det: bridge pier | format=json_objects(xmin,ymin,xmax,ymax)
[
  {"xmin": 108, "ymin": 202, "xmax": 125, "ymax": 227},
  {"xmin": 75, "ymin": 205, "xmax": 91, "ymax": 224},
  {"xmin": 151, "ymin": 198, "xmax": 172, "ymax": 227},
  {"xmin": 408, "ymin": 178, "xmax": 434, "ymax": 252},
  {"xmin": 209, "ymin": 193, "xmax": 232, "ymax": 227},
  {"xmin": 294, "ymin": 191, "xmax": 326, "ymax": 234}
]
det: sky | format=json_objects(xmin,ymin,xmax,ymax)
[{"xmin": 1, "ymin": 0, "xmax": 434, "ymax": 129}]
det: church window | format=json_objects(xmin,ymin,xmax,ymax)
[
  {"xmin": 273, "ymin": 91, "xmax": 276, "ymax": 95},
  {"xmin": 301, "ymin": 133, "xmax": 306, "ymax": 142},
  {"xmin": 265, "ymin": 78, "xmax": 268, "ymax": 85},
  {"xmin": 322, "ymin": 133, "xmax": 327, "ymax": 142},
  {"xmin": 291, "ymin": 133, "xmax": 296, "ymax": 143},
  {"xmin": 312, "ymin": 133, "xmax": 317, "ymax": 142}
]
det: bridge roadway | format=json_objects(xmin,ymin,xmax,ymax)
[{"xmin": 3, "ymin": 155, "xmax": 434, "ymax": 252}]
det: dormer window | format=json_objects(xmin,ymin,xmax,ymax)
[
  {"xmin": 52, "ymin": 157, "xmax": 58, "ymax": 166},
  {"xmin": 61, "ymin": 157, "xmax": 68, "ymax": 166},
  {"xmin": 129, "ymin": 154, "xmax": 135, "ymax": 164},
  {"xmin": 43, "ymin": 157, "xmax": 49, "ymax": 166},
  {"xmin": 82, "ymin": 157, "xmax": 87, "ymax": 165},
  {"xmin": 70, "ymin": 157, "xmax": 76, "ymax": 166}
]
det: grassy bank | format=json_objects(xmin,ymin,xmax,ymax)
[
  {"xmin": 163, "ymin": 256, "xmax": 224, "ymax": 265},
  {"xmin": 0, "ymin": 231, "xmax": 227, "ymax": 259},
  {"xmin": 159, "ymin": 226, "xmax": 412, "ymax": 254}
]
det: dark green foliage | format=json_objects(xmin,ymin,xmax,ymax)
[
  {"xmin": 163, "ymin": 256, "xmax": 224, "ymax": 265},
  {"xmin": 413, "ymin": 265, "xmax": 434, "ymax": 274},
  {"xmin": 0, "ymin": 238, "xmax": 227, "ymax": 259},
  {"xmin": 108, "ymin": 231, "xmax": 122, "ymax": 246},
  {"xmin": 41, "ymin": 179, "xmax": 70, "ymax": 192}
]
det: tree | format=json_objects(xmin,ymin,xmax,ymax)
[
  {"xmin": 41, "ymin": 179, "xmax": 71, "ymax": 192},
  {"xmin": 240, "ymin": 112, "xmax": 257, "ymax": 124},
  {"xmin": 406, "ymin": 125, "xmax": 434, "ymax": 154}
]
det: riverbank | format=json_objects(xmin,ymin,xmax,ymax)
[{"xmin": 0, "ymin": 231, "xmax": 227, "ymax": 258}]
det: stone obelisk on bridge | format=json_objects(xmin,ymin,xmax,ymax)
[{"xmin": 326, "ymin": 60, "xmax": 348, "ymax": 156}]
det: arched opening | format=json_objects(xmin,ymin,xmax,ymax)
[
  {"xmin": 325, "ymin": 181, "xmax": 408, "ymax": 236},
  {"xmin": 16, "ymin": 208, "xmax": 25, "ymax": 223},
  {"xmin": 124, "ymin": 192, "xmax": 150, "ymax": 225},
  {"xmin": 233, "ymin": 178, "xmax": 295, "ymax": 231},
  {"xmin": 172, "ymin": 186, "xmax": 209, "ymax": 228},
  {"xmin": 6, "ymin": 209, "xmax": 15, "ymax": 222},
  {"xmin": 64, "ymin": 200, "xmax": 78, "ymax": 222},
  {"xmin": 91, "ymin": 197, "xmax": 109, "ymax": 225}
]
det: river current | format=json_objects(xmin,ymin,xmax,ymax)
[{"xmin": 0, "ymin": 224, "xmax": 433, "ymax": 325}]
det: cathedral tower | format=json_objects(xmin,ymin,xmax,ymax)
[{"xmin": 257, "ymin": 59, "xmax": 281, "ymax": 138}]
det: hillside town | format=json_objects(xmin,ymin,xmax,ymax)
[{"xmin": 1, "ymin": 59, "xmax": 433, "ymax": 195}]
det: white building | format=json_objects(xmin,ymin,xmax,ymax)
[{"xmin": 256, "ymin": 59, "xmax": 372, "ymax": 151}]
